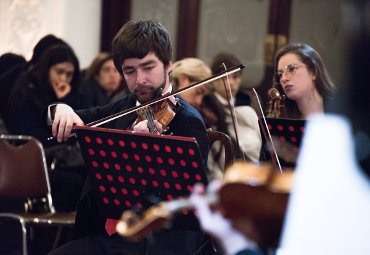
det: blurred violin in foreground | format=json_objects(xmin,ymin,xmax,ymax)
[{"xmin": 116, "ymin": 162, "xmax": 294, "ymax": 249}]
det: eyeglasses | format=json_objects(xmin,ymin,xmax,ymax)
[{"xmin": 274, "ymin": 65, "xmax": 306, "ymax": 84}]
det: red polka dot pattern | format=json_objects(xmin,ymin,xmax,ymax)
[
  {"xmin": 263, "ymin": 118, "xmax": 305, "ymax": 168},
  {"xmin": 75, "ymin": 126, "xmax": 207, "ymax": 219}
]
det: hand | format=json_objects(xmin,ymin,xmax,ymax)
[
  {"xmin": 52, "ymin": 104, "xmax": 84, "ymax": 142},
  {"xmin": 133, "ymin": 119, "xmax": 163, "ymax": 133},
  {"xmin": 53, "ymin": 82, "xmax": 72, "ymax": 99},
  {"xmin": 190, "ymin": 181, "xmax": 257, "ymax": 255}
]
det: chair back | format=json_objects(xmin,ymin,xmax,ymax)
[
  {"xmin": 0, "ymin": 135, "xmax": 51, "ymax": 200},
  {"xmin": 207, "ymin": 129, "xmax": 234, "ymax": 172}
]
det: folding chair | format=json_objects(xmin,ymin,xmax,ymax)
[{"xmin": 0, "ymin": 135, "xmax": 76, "ymax": 255}]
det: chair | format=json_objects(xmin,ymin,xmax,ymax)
[
  {"xmin": 207, "ymin": 128, "xmax": 235, "ymax": 173},
  {"xmin": 0, "ymin": 135, "xmax": 76, "ymax": 255}
]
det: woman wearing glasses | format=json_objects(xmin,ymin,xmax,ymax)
[{"xmin": 267, "ymin": 43, "xmax": 335, "ymax": 119}]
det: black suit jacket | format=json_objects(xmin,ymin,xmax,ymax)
[{"xmin": 73, "ymin": 93, "xmax": 209, "ymax": 238}]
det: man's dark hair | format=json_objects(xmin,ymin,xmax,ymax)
[{"xmin": 112, "ymin": 20, "xmax": 173, "ymax": 75}]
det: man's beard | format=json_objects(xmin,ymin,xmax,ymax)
[{"xmin": 133, "ymin": 70, "xmax": 166, "ymax": 103}]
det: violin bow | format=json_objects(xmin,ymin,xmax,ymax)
[
  {"xmin": 86, "ymin": 64, "xmax": 246, "ymax": 128},
  {"xmin": 220, "ymin": 63, "xmax": 245, "ymax": 162},
  {"xmin": 47, "ymin": 65, "xmax": 246, "ymax": 141},
  {"xmin": 248, "ymin": 88, "xmax": 283, "ymax": 172}
]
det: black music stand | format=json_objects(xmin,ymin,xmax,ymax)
[
  {"xmin": 75, "ymin": 126, "xmax": 208, "ymax": 220},
  {"xmin": 259, "ymin": 118, "xmax": 306, "ymax": 168}
]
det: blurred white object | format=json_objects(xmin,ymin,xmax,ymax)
[{"xmin": 277, "ymin": 114, "xmax": 370, "ymax": 255}]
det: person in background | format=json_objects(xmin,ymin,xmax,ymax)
[
  {"xmin": 0, "ymin": 52, "xmax": 27, "ymax": 133},
  {"xmin": 260, "ymin": 43, "xmax": 336, "ymax": 168},
  {"xmin": 266, "ymin": 43, "xmax": 335, "ymax": 119},
  {"xmin": 6, "ymin": 44, "xmax": 82, "ymax": 145},
  {"xmin": 277, "ymin": 25, "xmax": 370, "ymax": 255},
  {"xmin": 189, "ymin": 30, "xmax": 369, "ymax": 255},
  {"xmin": 6, "ymin": 44, "xmax": 85, "ymax": 212},
  {"xmin": 202, "ymin": 53, "xmax": 262, "ymax": 178},
  {"xmin": 172, "ymin": 58, "xmax": 227, "ymax": 179},
  {"xmin": 0, "ymin": 52, "xmax": 26, "ymax": 77},
  {"xmin": 0, "ymin": 34, "xmax": 68, "ymax": 129},
  {"xmin": 79, "ymin": 52, "xmax": 127, "ymax": 108},
  {"xmin": 171, "ymin": 57, "xmax": 211, "ymax": 111}
]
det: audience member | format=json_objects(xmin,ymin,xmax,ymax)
[
  {"xmin": 0, "ymin": 52, "xmax": 25, "ymax": 76},
  {"xmin": 0, "ymin": 52, "xmax": 27, "ymax": 133},
  {"xmin": 79, "ymin": 52, "xmax": 127, "ymax": 108},
  {"xmin": 6, "ymin": 44, "xmax": 85, "ymax": 212},
  {"xmin": 0, "ymin": 35, "xmax": 68, "ymax": 124}
]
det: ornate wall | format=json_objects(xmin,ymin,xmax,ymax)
[{"xmin": 0, "ymin": 0, "xmax": 101, "ymax": 68}]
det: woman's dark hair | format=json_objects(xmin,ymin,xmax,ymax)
[
  {"xmin": 112, "ymin": 20, "xmax": 172, "ymax": 75},
  {"xmin": 8, "ymin": 44, "xmax": 80, "ymax": 111},
  {"xmin": 210, "ymin": 52, "xmax": 242, "ymax": 76},
  {"xmin": 85, "ymin": 52, "xmax": 113, "ymax": 79},
  {"xmin": 33, "ymin": 44, "xmax": 80, "ymax": 95},
  {"xmin": 29, "ymin": 34, "xmax": 68, "ymax": 67}
]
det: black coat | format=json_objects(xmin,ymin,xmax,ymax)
[
  {"xmin": 78, "ymin": 78, "xmax": 127, "ymax": 108},
  {"xmin": 6, "ymin": 75, "xmax": 80, "ymax": 148},
  {"xmin": 73, "ymin": 93, "xmax": 209, "ymax": 237}
]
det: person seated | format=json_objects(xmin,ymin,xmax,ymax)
[
  {"xmin": 79, "ymin": 52, "xmax": 128, "ymax": 108},
  {"xmin": 202, "ymin": 53, "xmax": 262, "ymax": 177},
  {"xmin": 6, "ymin": 44, "xmax": 85, "ymax": 212},
  {"xmin": 171, "ymin": 58, "xmax": 227, "ymax": 179},
  {"xmin": 47, "ymin": 19, "xmax": 212, "ymax": 255},
  {"xmin": 266, "ymin": 43, "xmax": 335, "ymax": 119},
  {"xmin": 171, "ymin": 57, "xmax": 211, "ymax": 111},
  {"xmin": 260, "ymin": 43, "xmax": 336, "ymax": 168},
  {"xmin": 0, "ymin": 34, "xmax": 69, "ymax": 130}
]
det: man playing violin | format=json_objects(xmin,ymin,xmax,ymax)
[{"xmin": 49, "ymin": 20, "xmax": 209, "ymax": 255}]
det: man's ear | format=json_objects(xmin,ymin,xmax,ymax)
[{"xmin": 166, "ymin": 61, "xmax": 173, "ymax": 72}]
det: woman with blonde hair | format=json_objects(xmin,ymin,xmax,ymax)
[{"xmin": 171, "ymin": 57, "xmax": 211, "ymax": 110}]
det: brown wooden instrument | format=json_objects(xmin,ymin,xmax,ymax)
[
  {"xmin": 116, "ymin": 161, "xmax": 293, "ymax": 249},
  {"xmin": 134, "ymin": 97, "xmax": 177, "ymax": 134},
  {"xmin": 266, "ymin": 87, "xmax": 285, "ymax": 118}
]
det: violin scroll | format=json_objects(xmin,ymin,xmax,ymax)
[{"xmin": 266, "ymin": 87, "xmax": 285, "ymax": 118}]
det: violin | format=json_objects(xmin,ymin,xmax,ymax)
[
  {"xmin": 266, "ymin": 87, "xmax": 285, "ymax": 118},
  {"xmin": 134, "ymin": 96, "xmax": 177, "ymax": 134},
  {"xmin": 116, "ymin": 161, "xmax": 293, "ymax": 249}
]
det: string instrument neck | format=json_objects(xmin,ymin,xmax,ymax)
[{"xmin": 116, "ymin": 194, "xmax": 218, "ymax": 240}]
